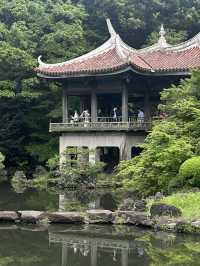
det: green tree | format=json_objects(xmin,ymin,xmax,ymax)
[
  {"xmin": 117, "ymin": 71, "xmax": 200, "ymax": 195},
  {"xmin": 0, "ymin": 0, "xmax": 88, "ymax": 173}
]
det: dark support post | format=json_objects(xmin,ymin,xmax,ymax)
[
  {"xmin": 80, "ymin": 96, "xmax": 85, "ymax": 113},
  {"xmin": 144, "ymin": 90, "xmax": 151, "ymax": 121},
  {"xmin": 122, "ymin": 84, "xmax": 128, "ymax": 122},
  {"xmin": 91, "ymin": 90, "xmax": 97, "ymax": 122},
  {"xmin": 62, "ymin": 89, "xmax": 68, "ymax": 123}
]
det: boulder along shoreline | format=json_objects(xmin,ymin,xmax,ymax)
[{"xmin": 0, "ymin": 208, "xmax": 199, "ymax": 234}]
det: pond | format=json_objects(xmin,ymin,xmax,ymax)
[
  {"xmin": 0, "ymin": 224, "xmax": 200, "ymax": 266},
  {"xmin": 0, "ymin": 183, "xmax": 200, "ymax": 266},
  {"xmin": 0, "ymin": 182, "xmax": 131, "ymax": 212}
]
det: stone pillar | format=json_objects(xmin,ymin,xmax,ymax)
[
  {"xmin": 91, "ymin": 90, "xmax": 97, "ymax": 122},
  {"xmin": 89, "ymin": 150, "xmax": 96, "ymax": 164},
  {"xmin": 126, "ymin": 148, "xmax": 132, "ymax": 160},
  {"xmin": 120, "ymin": 146, "xmax": 125, "ymax": 161},
  {"xmin": 119, "ymin": 142, "xmax": 131, "ymax": 161},
  {"xmin": 122, "ymin": 85, "xmax": 128, "ymax": 122},
  {"xmin": 62, "ymin": 89, "xmax": 68, "ymax": 123},
  {"xmin": 59, "ymin": 194, "xmax": 66, "ymax": 211},
  {"xmin": 95, "ymin": 148, "xmax": 101, "ymax": 162},
  {"xmin": 91, "ymin": 244, "xmax": 97, "ymax": 266}
]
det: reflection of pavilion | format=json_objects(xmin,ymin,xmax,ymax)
[
  {"xmin": 49, "ymin": 228, "xmax": 141, "ymax": 266},
  {"xmin": 59, "ymin": 190, "xmax": 117, "ymax": 212}
]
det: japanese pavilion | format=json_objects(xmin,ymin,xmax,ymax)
[{"xmin": 36, "ymin": 19, "xmax": 200, "ymax": 168}]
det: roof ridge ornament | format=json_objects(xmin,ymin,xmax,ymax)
[
  {"xmin": 106, "ymin": 18, "xmax": 117, "ymax": 38},
  {"xmin": 38, "ymin": 55, "xmax": 48, "ymax": 67},
  {"xmin": 158, "ymin": 24, "xmax": 168, "ymax": 47},
  {"xmin": 115, "ymin": 34, "xmax": 126, "ymax": 60}
]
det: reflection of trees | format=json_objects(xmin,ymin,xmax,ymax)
[
  {"xmin": 0, "ymin": 228, "xmax": 60, "ymax": 266},
  {"xmin": 141, "ymin": 233, "xmax": 200, "ymax": 266}
]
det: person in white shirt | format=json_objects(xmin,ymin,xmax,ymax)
[{"xmin": 137, "ymin": 109, "xmax": 144, "ymax": 124}]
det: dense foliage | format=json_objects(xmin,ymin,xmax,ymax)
[
  {"xmin": 0, "ymin": 0, "xmax": 88, "ymax": 173},
  {"xmin": 48, "ymin": 148, "xmax": 105, "ymax": 188},
  {"xmin": 117, "ymin": 71, "xmax": 200, "ymax": 195},
  {"xmin": 179, "ymin": 157, "xmax": 200, "ymax": 187},
  {"xmin": 1, "ymin": 0, "xmax": 200, "ymax": 174}
]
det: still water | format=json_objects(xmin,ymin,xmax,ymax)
[
  {"xmin": 0, "ymin": 224, "xmax": 200, "ymax": 266},
  {"xmin": 0, "ymin": 183, "xmax": 199, "ymax": 266}
]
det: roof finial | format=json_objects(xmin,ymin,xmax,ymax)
[
  {"xmin": 158, "ymin": 24, "xmax": 167, "ymax": 47},
  {"xmin": 106, "ymin": 18, "xmax": 117, "ymax": 38},
  {"xmin": 38, "ymin": 55, "xmax": 48, "ymax": 67}
]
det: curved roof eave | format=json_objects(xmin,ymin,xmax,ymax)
[{"xmin": 37, "ymin": 65, "xmax": 190, "ymax": 79}]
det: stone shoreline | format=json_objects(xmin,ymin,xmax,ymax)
[{"xmin": 0, "ymin": 209, "xmax": 199, "ymax": 234}]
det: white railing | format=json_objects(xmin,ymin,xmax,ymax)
[{"xmin": 49, "ymin": 116, "xmax": 152, "ymax": 132}]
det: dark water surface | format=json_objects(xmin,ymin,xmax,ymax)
[{"xmin": 0, "ymin": 183, "xmax": 200, "ymax": 265}]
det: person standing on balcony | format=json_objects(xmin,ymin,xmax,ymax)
[
  {"xmin": 137, "ymin": 109, "xmax": 144, "ymax": 125},
  {"xmin": 80, "ymin": 110, "xmax": 90, "ymax": 127},
  {"xmin": 112, "ymin": 107, "xmax": 118, "ymax": 122},
  {"xmin": 71, "ymin": 110, "xmax": 79, "ymax": 124}
]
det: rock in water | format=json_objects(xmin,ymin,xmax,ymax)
[
  {"xmin": 40, "ymin": 212, "xmax": 84, "ymax": 223},
  {"xmin": 18, "ymin": 211, "xmax": 44, "ymax": 223},
  {"xmin": 86, "ymin": 210, "xmax": 113, "ymax": 223},
  {"xmin": 113, "ymin": 211, "xmax": 152, "ymax": 227},
  {"xmin": 0, "ymin": 211, "xmax": 19, "ymax": 222},
  {"xmin": 150, "ymin": 203, "xmax": 182, "ymax": 218}
]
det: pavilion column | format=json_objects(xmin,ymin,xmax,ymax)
[
  {"xmin": 62, "ymin": 89, "xmax": 68, "ymax": 123},
  {"xmin": 144, "ymin": 90, "xmax": 151, "ymax": 122},
  {"xmin": 59, "ymin": 194, "xmax": 66, "ymax": 211},
  {"xmin": 122, "ymin": 85, "xmax": 128, "ymax": 122},
  {"xmin": 89, "ymin": 149, "xmax": 96, "ymax": 165},
  {"xmin": 91, "ymin": 90, "xmax": 97, "ymax": 122}
]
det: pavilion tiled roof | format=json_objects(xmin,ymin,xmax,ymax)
[{"xmin": 36, "ymin": 20, "xmax": 200, "ymax": 78}]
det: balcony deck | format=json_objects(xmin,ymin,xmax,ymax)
[{"xmin": 49, "ymin": 117, "xmax": 152, "ymax": 133}]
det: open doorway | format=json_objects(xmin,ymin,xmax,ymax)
[{"xmin": 97, "ymin": 147, "xmax": 120, "ymax": 173}]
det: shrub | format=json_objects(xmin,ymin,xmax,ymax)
[{"xmin": 179, "ymin": 157, "xmax": 200, "ymax": 187}]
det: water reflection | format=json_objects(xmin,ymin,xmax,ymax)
[
  {"xmin": 59, "ymin": 190, "xmax": 120, "ymax": 212},
  {"xmin": 0, "ymin": 224, "xmax": 199, "ymax": 266},
  {"xmin": 48, "ymin": 225, "xmax": 200, "ymax": 266},
  {"xmin": 50, "ymin": 228, "xmax": 132, "ymax": 266}
]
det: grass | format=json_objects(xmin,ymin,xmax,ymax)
[{"xmin": 160, "ymin": 192, "xmax": 200, "ymax": 221}]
